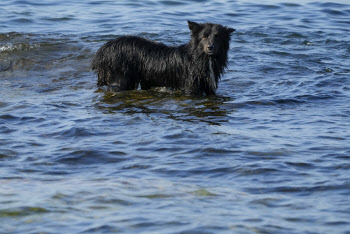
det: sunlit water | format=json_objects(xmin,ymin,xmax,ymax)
[{"xmin": 1, "ymin": 0, "xmax": 350, "ymax": 233}]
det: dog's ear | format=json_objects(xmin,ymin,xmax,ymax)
[
  {"xmin": 188, "ymin": 21, "xmax": 202, "ymax": 34},
  {"xmin": 226, "ymin": 27, "xmax": 236, "ymax": 34}
]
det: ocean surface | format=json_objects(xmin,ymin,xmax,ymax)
[{"xmin": 1, "ymin": 0, "xmax": 350, "ymax": 233}]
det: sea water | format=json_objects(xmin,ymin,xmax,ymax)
[{"xmin": 1, "ymin": 0, "xmax": 350, "ymax": 233}]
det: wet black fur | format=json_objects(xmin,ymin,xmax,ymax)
[{"xmin": 92, "ymin": 21, "xmax": 235, "ymax": 95}]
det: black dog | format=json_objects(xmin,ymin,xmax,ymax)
[{"xmin": 92, "ymin": 21, "xmax": 235, "ymax": 95}]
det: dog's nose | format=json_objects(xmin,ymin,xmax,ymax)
[{"xmin": 207, "ymin": 44, "xmax": 214, "ymax": 51}]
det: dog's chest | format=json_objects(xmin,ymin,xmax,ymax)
[{"xmin": 208, "ymin": 58, "xmax": 218, "ymax": 91}]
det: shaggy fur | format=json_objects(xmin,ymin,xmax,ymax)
[{"xmin": 92, "ymin": 21, "xmax": 235, "ymax": 95}]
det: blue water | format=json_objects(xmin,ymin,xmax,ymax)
[{"xmin": 1, "ymin": 0, "xmax": 350, "ymax": 233}]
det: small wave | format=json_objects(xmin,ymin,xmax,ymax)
[
  {"xmin": 0, "ymin": 149, "xmax": 17, "ymax": 159},
  {"xmin": 0, "ymin": 32, "xmax": 94, "ymax": 77},
  {"xmin": 250, "ymin": 4, "xmax": 281, "ymax": 10},
  {"xmin": 41, "ymin": 127, "xmax": 101, "ymax": 140},
  {"xmin": 314, "ymin": 2, "xmax": 349, "ymax": 9},
  {"xmin": 0, "ymin": 114, "xmax": 20, "ymax": 120},
  {"xmin": 232, "ymin": 98, "xmax": 304, "ymax": 108},
  {"xmin": 0, "ymin": 126, "xmax": 16, "ymax": 134},
  {"xmin": 248, "ymin": 182, "xmax": 350, "ymax": 195},
  {"xmin": 82, "ymin": 225, "xmax": 120, "ymax": 233},
  {"xmin": 44, "ymin": 16, "xmax": 75, "ymax": 22},
  {"xmin": 322, "ymin": 9, "xmax": 347, "ymax": 16},
  {"xmin": 0, "ymin": 43, "xmax": 39, "ymax": 52},
  {"xmin": 159, "ymin": 0, "xmax": 187, "ymax": 6},
  {"xmin": 55, "ymin": 150, "xmax": 128, "ymax": 165},
  {"xmin": 295, "ymin": 94, "xmax": 336, "ymax": 101}
]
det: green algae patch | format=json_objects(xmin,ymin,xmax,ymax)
[
  {"xmin": 0, "ymin": 207, "xmax": 49, "ymax": 217},
  {"xmin": 192, "ymin": 189, "xmax": 217, "ymax": 197}
]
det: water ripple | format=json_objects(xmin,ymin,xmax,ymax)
[{"xmin": 1, "ymin": 0, "xmax": 350, "ymax": 233}]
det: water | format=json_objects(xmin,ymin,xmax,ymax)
[{"xmin": 1, "ymin": 0, "xmax": 350, "ymax": 233}]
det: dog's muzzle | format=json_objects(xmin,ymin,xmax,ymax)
[{"xmin": 207, "ymin": 44, "xmax": 215, "ymax": 56}]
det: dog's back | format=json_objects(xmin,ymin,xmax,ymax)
[{"xmin": 92, "ymin": 36, "xmax": 188, "ymax": 90}]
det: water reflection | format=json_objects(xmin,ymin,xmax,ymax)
[{"xmin": 94, "ymin": 88, "xmax": 233, "ymax": 125}]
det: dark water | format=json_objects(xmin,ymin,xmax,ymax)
[{"xmin": 1, "ymin": 0, "xmax": 350, "ymax": 233}]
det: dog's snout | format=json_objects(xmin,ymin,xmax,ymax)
[{"xmin": 207, "ymin": 44, "xmax": 214, "ymax": 51}]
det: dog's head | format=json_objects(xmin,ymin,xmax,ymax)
[{"xmin": 188, "ymin": 21, "xmax": 235, "ymax": 57}]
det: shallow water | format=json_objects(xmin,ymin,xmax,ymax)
[{"xmin": 1, "ymin": 0, "xmax": 350, "ymax": 233}]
